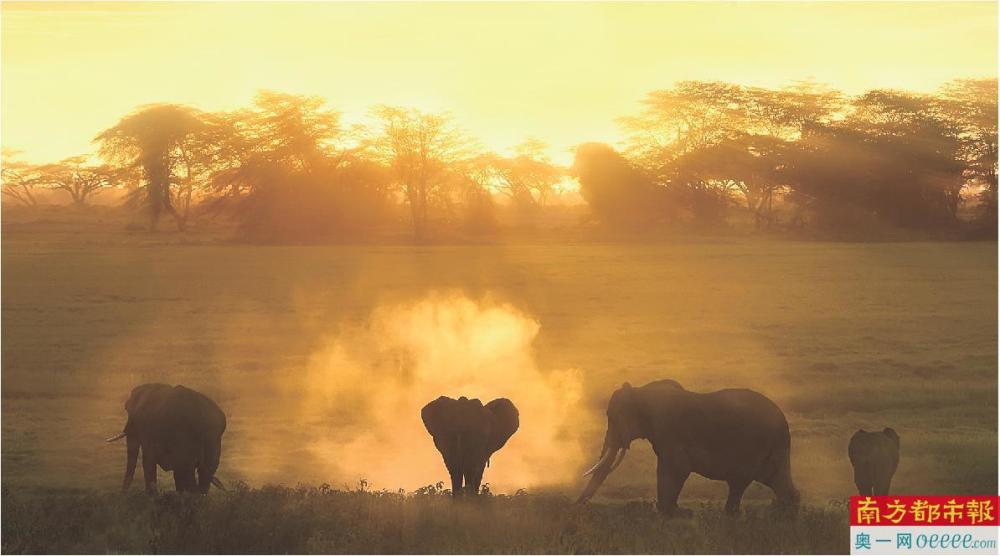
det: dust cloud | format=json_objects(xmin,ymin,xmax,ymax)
[{"xmin": 286, "ymin": 292, "xmax": 587, "ymax": 493}]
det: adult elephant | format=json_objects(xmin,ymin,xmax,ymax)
[
  {"xmin": 577, "ymin": 380, "xmax": 799, "ymax": 515},
  {"xmin": 106, "ymin": 383, "xmax": 227, "ymax": 494},
  {"xmin": 848, "ymin": 428, "xmax": 900, "ymax": 496},
  {"xmin": 421, "ymin": 396, "xmax": 519, "ymax": 496}
]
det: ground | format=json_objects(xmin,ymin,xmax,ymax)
[
  {"xmin": 2, "ymin": 486, "xmax": 849, "ymax": 554},
  {"xmin": 1, "ymin": 215, "xmax": 996, "ymax": 553}
]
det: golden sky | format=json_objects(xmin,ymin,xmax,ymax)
[{"xmin": 2, "ymin": 2, "xmax": 997, "ymax": 166}]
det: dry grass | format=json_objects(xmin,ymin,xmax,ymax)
[{"xmin": 2, "ymin": 484, "xmax": 849, "ymax": 554}]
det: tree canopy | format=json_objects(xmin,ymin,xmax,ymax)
[{"xmin": 4, "ymin": 78, "xmax": 995, "ymax": 241}]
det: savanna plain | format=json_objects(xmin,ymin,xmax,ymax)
[{"xmin": 2, "ymin": 222, "xmax": 996, "ymax": 554}]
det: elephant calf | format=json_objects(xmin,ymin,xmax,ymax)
[
  {"xmin": 849, "ymin": 428, "xmax": 900, "ymax": 496},
  {"xmin": 421, "ymin": 396, "xmax": 519, "ymax": 496},
  {"xmin": 107, "ymin": 383, "xmax": 227, "ymax": 494}
]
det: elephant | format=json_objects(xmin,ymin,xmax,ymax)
[
  {"xmin": 577, "ymin": 379, "xmax": 799, "ymax": 516},
  {"xmin": 421, "ymin": 396, "xmax": 519, "ymax": 496},
  {"xmin": 106, "ymin": 383, "xmax": 227, "ymax": 494},
  {"xmin": 848, "ymin": 428, "xmax": 900, "ymax": 496}
]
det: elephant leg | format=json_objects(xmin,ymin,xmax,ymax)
[
  {"xmin": 854, "ymin": 464, "xmax": 873, "ymax": 496},
  {"xmin": 465, "ymin": 461, "xmax": 487, "ymax": 496},
  {"xmin": 174, "ymin": 466, "xmax": 197, "ymax": 493},
  {"xmin": 434, "ymin": 436, "xmax": 464, "ymax": 497},
  {"xmin": 198, "ymin": 440, "xmax": 221, "ymax": 494},
  {"xmin": 445, "ymin": 455, "xmax": 463, "ymax": 497},
  {"xmin": 773, "ymin": 471, "xmax": 800, "ymax": 508},
  {"xmin": 873, "ymin": 468, "xmax": 892, "ymax": 496},
  {"xmin": 141, "ymin": 449, "xmax": 158, "ymax": 494},
  {"xmin": 196, "ymin": 467, "xmax": 211, "ymax": 494},
  {"xmin": 197, "ymin": 465, "xmax": 220, "ymax": 494},
  {"xmin": 725, "ymin": 478, "xmax": 752, "ymax": 514},
  {"xmin": 655, "ymin": 451, "xmax": 691, "ymax": 517},
  {"xmin": 444, "ymin": 454, "xmax": 463, "ymax": 497},
  {"xmin": 449, "ymin": 471, "xmax": 464, "ymax": 497},
  {"xmin": 123, "ymin": 436, "xmax": 139, "ymax": 492},
  {"xmin": 761, "ymin": 448, "xmax": 800, "ymax": 509}
]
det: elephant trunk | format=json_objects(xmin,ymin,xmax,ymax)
[
  {"xmin": 123, "ymin": 434, "xmax": 139, "ymax": 492},
  {"xmin": 576, "ymin": 432, "xmax": 628, "ymax": 504}
]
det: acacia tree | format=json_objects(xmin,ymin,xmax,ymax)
[
  {"xmin": 1, "ymin": 149, "xmax": 41, "ymax": 207},
  {"xmin": 442, "ymin": 157, "xmax": 498, "ymax": 234},
  {"xmin": 95, "ymin": 104, "xmax": 204, "ymax": 231},
  {"xmin": 622, "ymin": 81, "xmax": 843, "ymax": 226},
  {"xmin": 34, "ymin": 156, "xmax": 114, "ymax": 206},
  {"xmin": 468, "ymin": 152, "xmax": 562, "ymax": 228},
  {"xmin": 204, "ymin": 93, "xmax": 396, "ymax": 242},
  {"xmin": 368, "ymin": 106, "xmax": 473, "ymax": 240},
  {"xmin": 854, "ymin": 90, "xmax": 964, "ymax": 224},
  {"xmin": 783, "ymin": 90, "xmax": 965, "ymax": 232},
  {"xmin": 939, "ymin": 78, "xmax": 998, "ymax": 231},
  {"xmin": 493, "ymin": 140, "xmax": 563, "ymax": 214},
  {"xmin": 244, "ymin": 91, "xmax": 343, "ymax": 171},
  {"xmin": 672, "ymin": 135, "xmax": 791, "ymax": 229},
  {"xmin": 207, "ymin": 92, "xmax": 345, "ymax": 202},
  {"xmin": 622, "ymin": 81, "xmax": 749, "ymax": 167}
]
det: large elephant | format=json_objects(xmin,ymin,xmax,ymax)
[
  {"xmin": 848, "ymin": 428, "xmax": 900, "ymax": 496},
  {"xmin": 421, "ymin": 396, "xmax": 519, "ymax": 496},
  {"xmin": 577, "ymin": 379, "xmax": 799, "ymax": 515},
  {"xmin": 106, "ymin": 383, "xmax": 227, "ymax": 494}
]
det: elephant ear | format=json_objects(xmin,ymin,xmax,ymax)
[
  {"xmin": 883, "ymin": 427, "xmax": 900, "ymax": 448},
  {"xmin": 421, "ymin": 396, "xmax": 455, "ymax": 438},
  {"xmin": 485, "ymin": 398, "xmax": 519, "ymax": 454}
]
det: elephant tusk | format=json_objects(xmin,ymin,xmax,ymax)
[
  {"xmin": 105, "ymin": 432, "xmax": 127, "ymax": 443},
  {"xmin": 608, "ymin": 447, "xmax": 628, "ymax": 472},
  {"xmin": 211, "ymin": 477, "xmax": 228, "ymax": 492},
  {"xmin": 582, "ymin": 447, "xmax": 618, "ymax": 477}
]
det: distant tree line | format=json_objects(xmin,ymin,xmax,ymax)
[
  {"xmin": 575, "ymin": 79, "xmax": 997, "ymax": 238},
  {"xmin": 2, "ymin": 79, "xmax": 996, "ymax": 241},
  {"xmin": 2, "ymin": 92, "xmax": 566, "ymax": 242}
]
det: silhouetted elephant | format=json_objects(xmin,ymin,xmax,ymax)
[
  {"xmin": 421, "ymin": 396, "xmax": 519, "ymax": 496},
  {"xmin": 577, "ymin": 380, "xmax": 799, "ymax": 515},
  {"xmin": 107, "ymin": 383, "xmax": 227, "ymax": 494},
  {"xmin": 849, "ymin": 428, "xmax": 900, "ymax": 496}
]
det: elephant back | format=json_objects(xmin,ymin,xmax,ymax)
[
  {"xmin": 849, "ymin": 429, "xmax": 899, "ymax": 467},
  {"xmin": 163, "ymin": 386, "xmax": 227, "ymax": 440},
  {"xmin": 131, "ymin": 385, "xmax": 225, "ymax": 444}
]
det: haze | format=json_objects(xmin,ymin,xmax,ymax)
[{"xmin": 2, "ymin": 1, "xmax": 997, "ymax": 166}]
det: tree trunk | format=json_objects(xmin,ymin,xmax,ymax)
[{"xmin": 406, "ymin": 181, "xmax": 424, "ymax": 241}]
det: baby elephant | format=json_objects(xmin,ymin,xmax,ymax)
[
  {"xmin": 848, "ymin": 428, "xmax": 900, "ymax": 496},
  {"xmin": 421, "ymin": 396, "xmax": 519, "ymax": 496},
  {"xmin": 107, "ymin": 383, "xmax": 227, "ymax": 494}
]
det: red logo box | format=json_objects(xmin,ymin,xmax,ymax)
[{"xmin": 850, "ymin": 496, "xmax": 999, "ymax": 527}]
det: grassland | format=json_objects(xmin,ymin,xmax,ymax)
[
  {"xmin": 2, "ymin": 485, "xmax": 850, "ymax": 554},
  {"xmin": 1, "ymin": 214, "xmax": 996, "ymax": 553}
]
